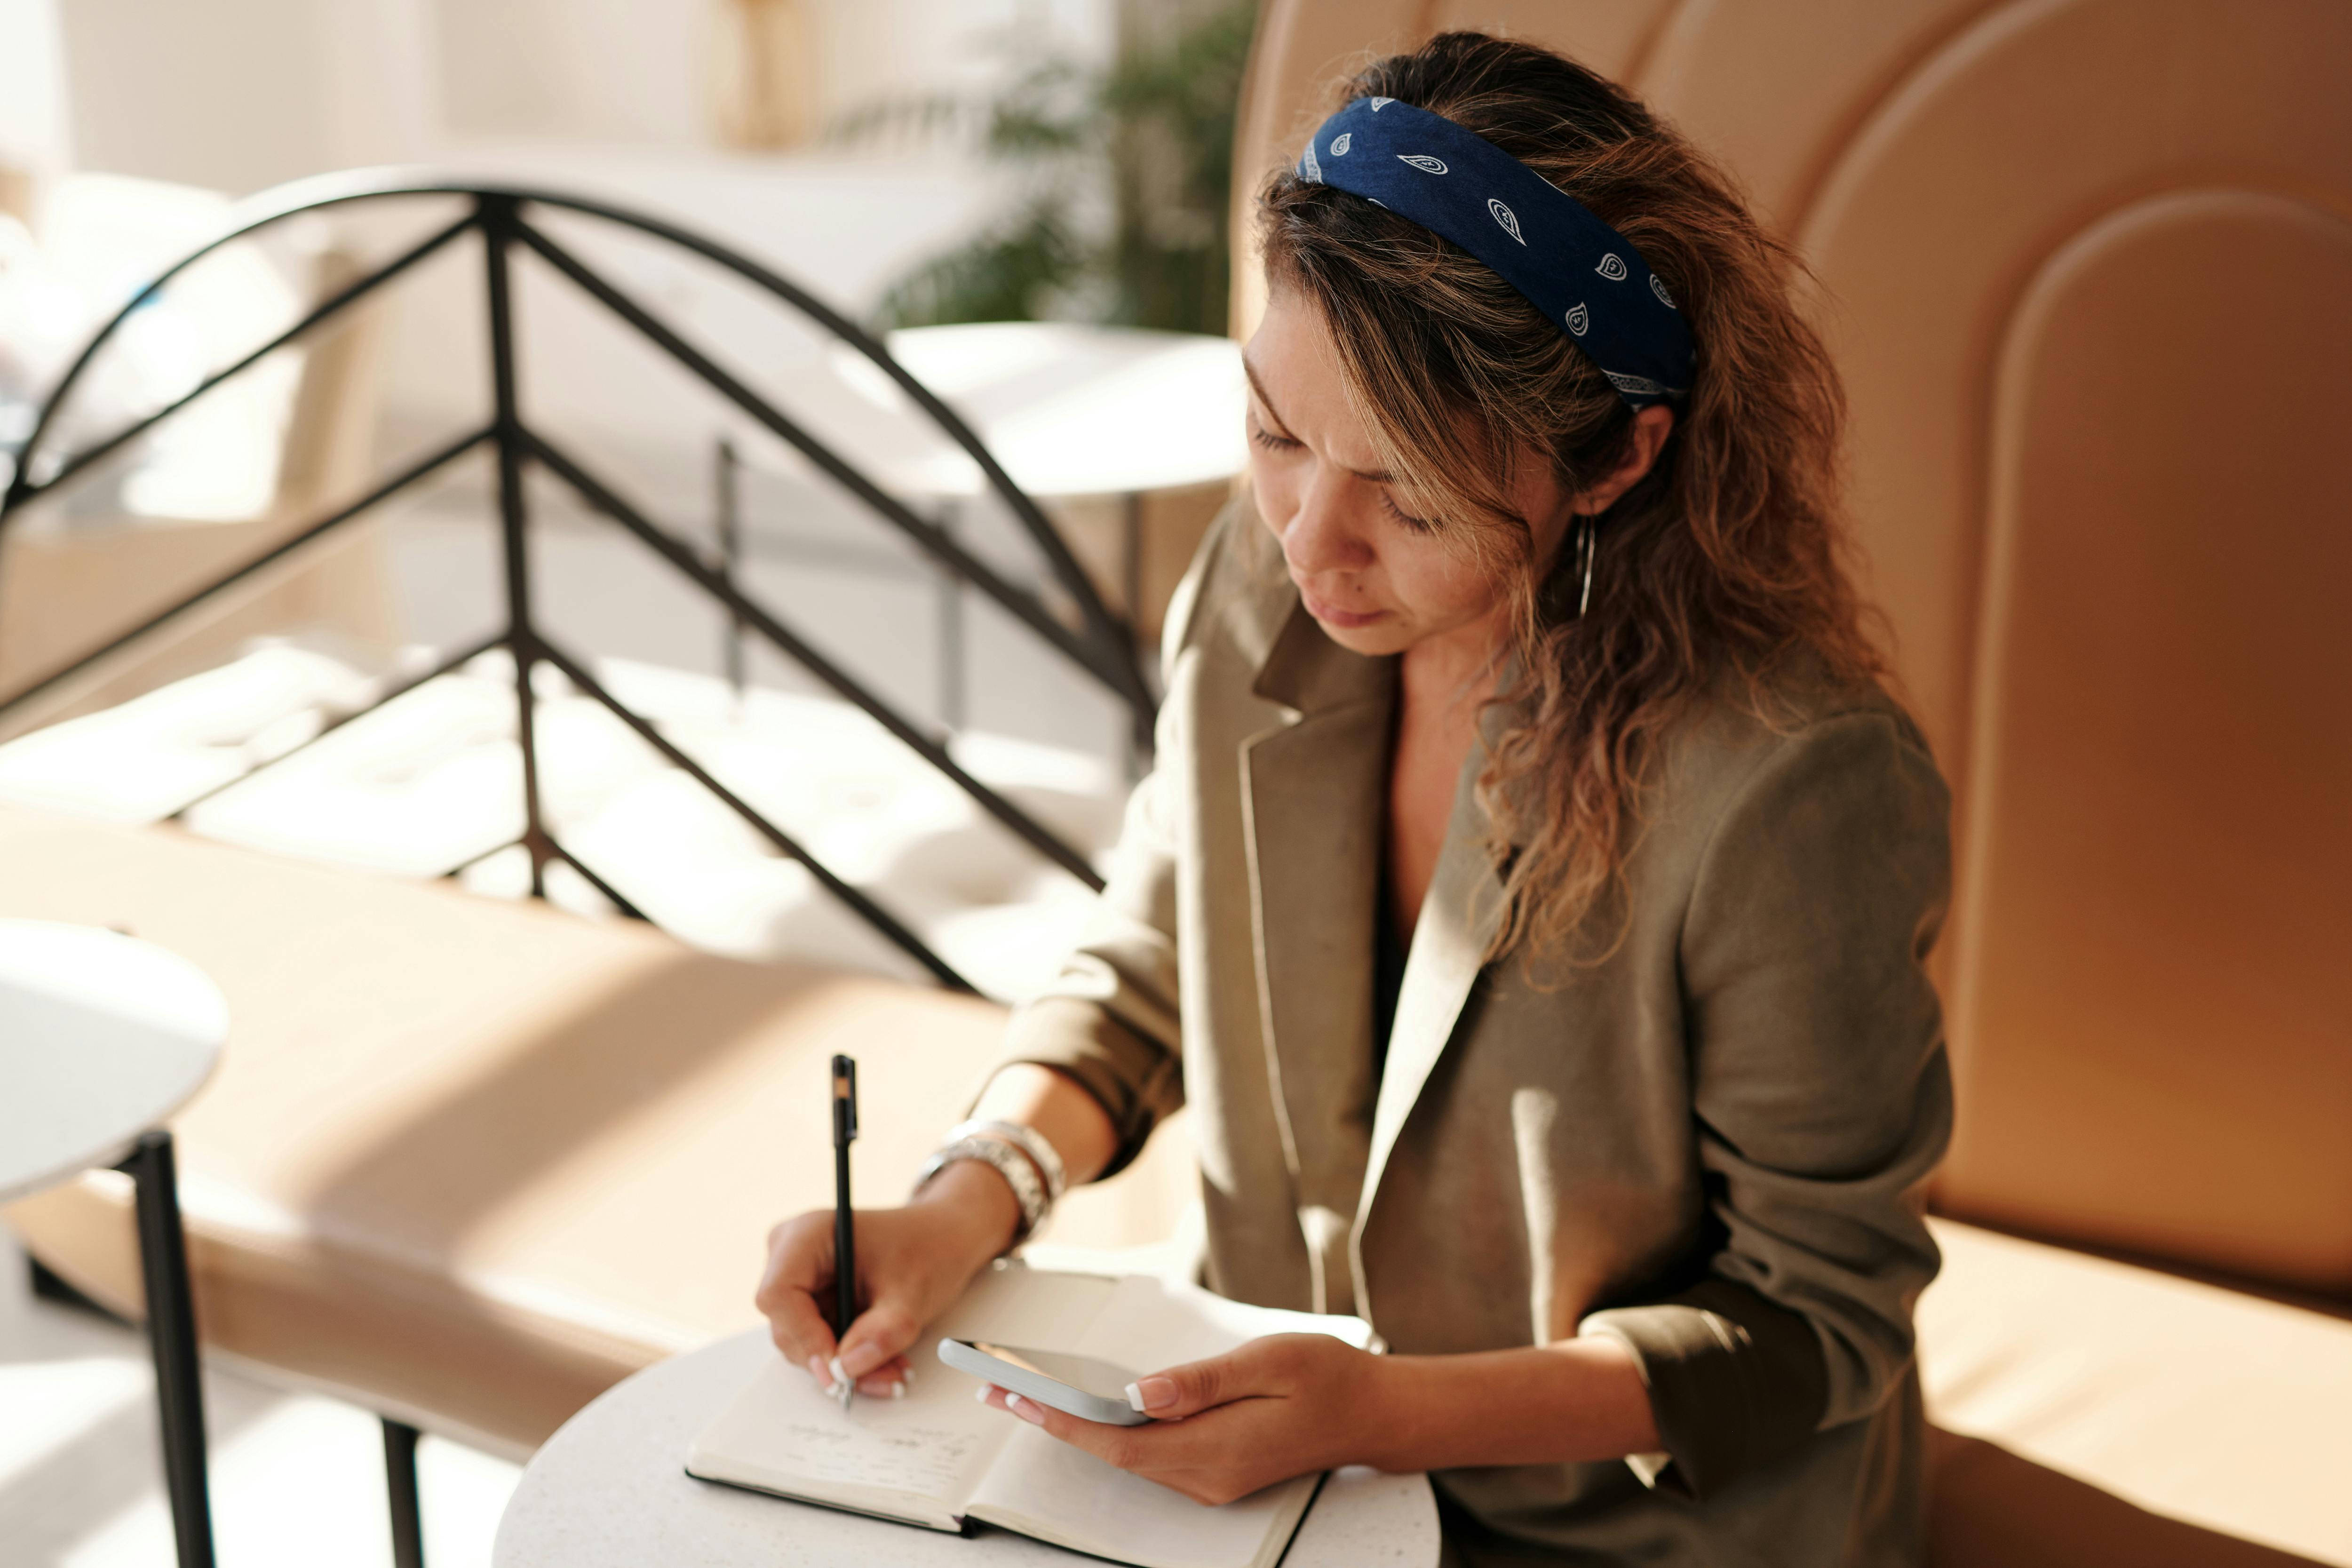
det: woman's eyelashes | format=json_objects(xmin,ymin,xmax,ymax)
[
  {"xmin": 1380, "ymin": 489, "xmax": 1434, "ymax": 533},
  {"xmin": 1248, "ymin": 417, "xmax": 1430, "ymax": 532}
]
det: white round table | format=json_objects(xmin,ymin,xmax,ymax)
[
  {"xmin": 860, "ymin": 322, "xmax": 1247, "ymax": 633},
  {"xmin": 0, "ymin": 919, "xmax": 226, "ymax": 1203},
  {"xmin": 758, "ymin": 321, "xmax": 1247, "ymax": 742},
  {"xmin": 494, "ymin": 1328, "xmax": 1441, "ymax": 1568},
  {"xmin": 833, "ymin": 322, "xmax": 1248, "ymax": 503},
  {"xmin": 0, "ymin": 917, "xmax": 230, "ymax": 1568}
]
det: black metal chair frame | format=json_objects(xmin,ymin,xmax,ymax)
[{"xmin": 0, "ymin": 173, "xmax": 1160, "ymax": 1568}]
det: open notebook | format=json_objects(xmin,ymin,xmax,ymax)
[{"xmin": 687, "ymin": 1262, "xmax": 1373, "ymax": 1568}]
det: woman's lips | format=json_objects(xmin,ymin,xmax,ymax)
[{"xmin": 1298, "ymin": 589, "xmax": 1385, "ymax": 629}]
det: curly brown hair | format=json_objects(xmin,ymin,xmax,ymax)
[{"xmin": 1255, "ymin": 31, "xmax": 1889, "ymax": 966}]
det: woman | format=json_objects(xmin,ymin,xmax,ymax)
[{"xmin": 759, "ymin": 32, "xmax": 1951, "ymax": 1565}]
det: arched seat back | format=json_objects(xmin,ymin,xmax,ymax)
[{"xmin": 1232, "ymin": 0, "xmax": 2352, "ymax": 1300}]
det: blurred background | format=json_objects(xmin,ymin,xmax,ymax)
[
  {"xmin": 0, "ymin": 0, "xmax": 1263, "ymax": 993},
  {"xmin": 0, "ymin": 0, "xmax": 1252, "ymax": 754},
  {"xmin": 0, "ymin": 3, "xmax": 1260, "ymax": 1563}
]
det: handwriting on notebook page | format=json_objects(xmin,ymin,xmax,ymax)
[{"xmin": 766, "ymin": 1418, "xmax": 988, "ymax": 1495}]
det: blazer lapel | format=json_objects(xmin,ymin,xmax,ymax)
[
  {"xmin": 1351, "ymin": 716, "xmax": 1508, "ymax": 1278},
  {"xmin": 1242, "ymin": 603, "xmax": 1393, "ymax": 1313}
]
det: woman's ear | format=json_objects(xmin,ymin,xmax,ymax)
[{"xmin": 1574, "ymin": 405, "xmax": 1677, "ymax": 516}]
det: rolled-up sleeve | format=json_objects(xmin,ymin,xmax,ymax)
[
  {"xmin": 1581, "ymin": 708, "xmax": 1954, "ymax": 1498},
  {"xmin": 993, "ymin": 756, "xmax": 1187, "ymax": 1173}
]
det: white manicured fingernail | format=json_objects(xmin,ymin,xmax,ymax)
[
  {"xmin": 974, "ymin": 1384, "xmax": 992, "ymax": 1403},
  {"xmin": 1005, "ymin": 1392, "xmax": 1045, "ymax": 1425},
  {"xmin": 902, "ymin": 1366, "xmax": 917, "ymax": 1384},
  {"xmin": 1125, "ymin": 1382, "xmax": 1146, "ymax": 1412},
  {"xmin": 828, "ymin": 1355, "xmax": 848, "ymax": 1391},
  {"xmin": 892, "ymin": 1381, "xmax": 907, "ymax": 1400}
]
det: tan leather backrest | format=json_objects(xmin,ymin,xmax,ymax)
[{"xmin": 1233, "ymin": 0, "xmax": 2352, "ymax": 1298}]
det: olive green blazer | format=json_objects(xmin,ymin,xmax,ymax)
[{"xmin": 1001, "ymin": 511, "xmax": 1953, "ymax": 1565}]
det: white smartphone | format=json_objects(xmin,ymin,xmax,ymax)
[{"xmin": 938, "ymin": 1338, "xmax": 1152, "ymax": 1426}]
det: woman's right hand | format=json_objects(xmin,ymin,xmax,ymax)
[{"xmin": 755, "ymin": 1159, "xmax": 1023, "ymax": 1397}]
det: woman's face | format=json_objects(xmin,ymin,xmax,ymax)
[{"xmin": 1242, "ymin": 287, "xmax": 1670, "ymax": 659}]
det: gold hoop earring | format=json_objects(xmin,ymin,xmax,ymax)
[{"xmin": 1574, "ymin": 516, "xmax": 1598, "ymax": 619}]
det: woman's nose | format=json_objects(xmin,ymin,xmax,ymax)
[{"xmin": 1283, "ymin": 467, "xmax": 1374, "ymax": 576}]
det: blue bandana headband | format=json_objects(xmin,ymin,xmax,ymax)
[{"xmin": 1295, "ymin": 97, "xmax": 1695, "ymax": 409}]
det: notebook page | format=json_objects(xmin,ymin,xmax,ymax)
[
  {"xmin": 974, "ymin": 1426, "xmax": 1318, "ymax": 1568},
  {"xmin": 686, "ymin": 1346, "xmax": 998, "ymax": 1527},
  {"xmin": 687, "ymin": 1264, "xmax": 1118, "ymax": 1528}
]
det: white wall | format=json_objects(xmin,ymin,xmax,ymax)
[
  {"xmin": 0, "ymin": 0, "xmax": 74, "ymax": 175},
  {"xmin": 42, "ymin": 0, "xmax": 1115, "ymax": 198},
  {"xmin": 433, "ymin": 0, "xmax": 710, "ymax": 147},
  {"xmin": 818, "ymin": 0, "xmax": 1112, "ymax": 135},
  {"xmin": 57, "ymin": 0, "xmax": 358, "ymax": 193}
]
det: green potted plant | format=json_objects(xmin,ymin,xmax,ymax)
[{"xmin": 842, "ymin": 1, "xmax": 1258, "ymax": 335}]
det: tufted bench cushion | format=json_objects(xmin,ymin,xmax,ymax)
[{"xmin": 1920, "ymin": 1218, "xmax": 2352, "ymax": 1566}]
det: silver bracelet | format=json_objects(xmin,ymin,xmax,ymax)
[
  {"xmin": 914, "ymin": 1136, "xmax": 1049, "ymax": 1244},
  {"xmin": 943, "ymin": 1118, "xmax": 1068, "ymax": 1204}
]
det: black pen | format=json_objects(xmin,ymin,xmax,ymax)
[{"xmin": 830, "ymin": 1053, "xmax": 858, "ymax": 1412}]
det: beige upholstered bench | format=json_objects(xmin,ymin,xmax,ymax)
[
  {"xmin": 1918, "ymin": 1219, "xmax": 2351, "ymax": 1566},
  {"xmin": 0, "ymin": 802, "xmax": 1192, "ymax": 1454}
]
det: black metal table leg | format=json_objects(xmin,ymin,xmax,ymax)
[
  {"xmin": 119, "ymin": 1129, "xmax": 216, "ymax": 1568},
  {"xmin": 384, "ymin": 1417, "xmax": 426, "ymax": 1568}
]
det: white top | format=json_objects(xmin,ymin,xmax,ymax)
[
  {"xmin": 493, "ymin": 1328, "xmax": 1439, "ymax": 1568},
  {"xmin": 831, "ymin": 322, "xmax": 1248, "ymax": 500},
  {"xmin": 0, "ymin": 919, "xmax": 228, "ymax": 1204}
]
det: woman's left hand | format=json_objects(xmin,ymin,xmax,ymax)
[{"xmin": 977, "ymin": 1332, "xmax": 1384, "ymax": 1505}]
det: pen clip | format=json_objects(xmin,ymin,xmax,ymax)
[{"xmin": 832, "ymin": 1054, "xmax": 858, "ymax": 1145}]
